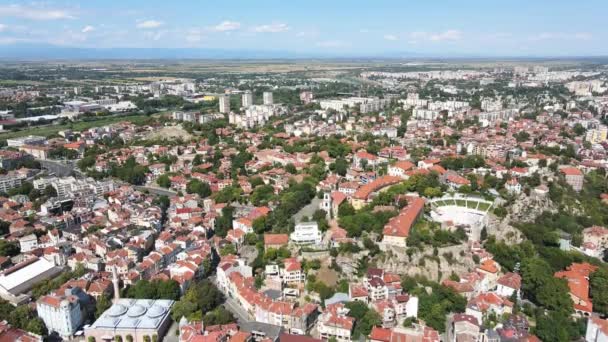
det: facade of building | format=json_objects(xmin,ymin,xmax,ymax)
[
  {"xmin": 242, "ymin": 91, "xmax": 253, "ymax": 108},
  {"xmin": 263, "ymin": 92, "xmax": 274, "ymax": 105},
  {"xmin": 0, "ymin": 173, "xmax": 25, "ymax": 194},
  {"xmin": 219, "ymin": 95, "xmax": 230, "ymax": 114},
  {"xmin": 560, "ymin": 167, "xmax": 584, "ymax": 192},
  {"xmin": 290, "ymin": 222, "xmax": 322, "ymax": 246},
  {"xmin": 586, "ymin": 317, "xmax": 608, "ymax": 342},
  {"xmin": 37, "ymin": 293, "xmax": 84, "ymax": 338},
  {"xmin": 6, "ymin": 135, "xmax": 46, "ymax": 148}
]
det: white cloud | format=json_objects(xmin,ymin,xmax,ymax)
[
  {"xmin": 81, "ymin": 25, "xmax": 95, "ymax": 33},
  {"xmin": 0, "ymin": 4, "xmax": 75, "ymax": 20},
  {"xmin": 0, "ymin": 24, "xmax": 6, "ymax": 32},
  {"xmin": 530, "ymin": 32, "xmax": 592, "ymax": 41},
  {"xmin": 406, "ymin": 30, "xmax": 462, "ymax": 43},
  {"xmin": 0, "ymin": 37, "xmax": 29, "ymax": 44},
  {"xmin": 384, "ymin": 34, "xmax": 398, "ymax": 41},
  {"xmin": 211, "ymin": 21, "xmax": 241, "ymax": 32},
  {"xmin": 136, "ymin": 20, "xmax": 163, "ymax": 29},
  {"xmin": 429, "ymin": 30, "xmax": 462, "ymax": 41},
  {"xmin": 573, "ymin": 32, "xmax": 592, "ymax": 40},
  {"xmin": 253, "ymin": 23, "xmax": 289, "ymax": 33}
]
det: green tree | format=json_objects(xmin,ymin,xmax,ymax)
[
  {"xmin": 0, "ymin": 240, "xmax": 19, "ymax": 257},
  {"xmin": 25, "ymin": 318, "xmax": 47, "ymax": 336},
  {"xmin": 96, "ymin": 294, "xmax": 112, "ymax": 318},
  {"xmin": 203, "ymin": 307, "xmax": 236, "ymax": 325},
  {"xmin": 186, "ymin": 179, "xmax": 212, "ymax": 198},
  {"xmin": 591, "ymin": 268, "xmax": 608, "ymax": 315},
  {"xmin": 331, "ymin": 158, "xmax": 348, "ymax": 176},
  {"xmin": 220, "ymin": 244, "xmax": 237, "ymax": 256},
  {"xmin": 157, "ymin": 174, "xmax": 171, "ymax": 188},
  {"xmin": 156, "ymin": 279, "xmax": 181, "ymax": 301},
  {"xmin": 250, "ymin": 184, "xmax": 275, "ymax": 206}
]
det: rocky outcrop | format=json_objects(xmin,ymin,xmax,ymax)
[{"xmin": 379, "ymin": 244, "xmax": 476, "ymax": 282}]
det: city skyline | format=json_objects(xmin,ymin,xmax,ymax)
[{"xmin": 0, "ymin": 1, "xmax": 607, "ymax": 58}]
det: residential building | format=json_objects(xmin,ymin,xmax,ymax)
[
  {"xmin": 290, "ymin": 222, "xmax": 322, "ymax": 246},
  {"xmin": 446, "ymin": 314, "xmax": 481, "ymax": 342},
  {"xmin": 381, "ymin": 197, "xmax": 425, "ymax": 248},
  {"xmin": 242, "ymin": 91, "xmax": 253, "ymax": 108},
  {"xmin": 263, "ymin": 92, "xmax": 274, "ymax": 105},
  {"xmin": 560, "ymin": 167, "xmax": 584, "ymax": 192},
  {"xmin": 37, "ymin": 292, "xmax": 85, "ymax": 339},
  {"xmin": 219, "ymin": 95, "xmax": 231, "ymax": 114},
  {"xmin": 317, "ymin": 303, "xmax": 354, "ymax": 342},
  {"xmin": 586, "ymin": 316, "xmax": 608, "ymax": 342},
  {"xmin": 6, "ymin": 135, "xmax": 46, "ymax": 148},
  {"xmin": 496, "ymin": 272, "xmax": 522, "ymax": 298},
  {"xmin": 555, "ymin": 262, "xmax": 598, "ymax": 316}
]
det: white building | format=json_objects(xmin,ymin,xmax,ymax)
[
  {"xmin": 586, "ymin": 317, "xmax": 608, "ymax": 342},
  {"xmin": 290, "ymin": 222, "xmax": 322, "ymax": 246},
  {"xmin": 37, "ymin": 293, "xmax": 84, "ymax": 338},
  {"xmin": 263, "ymin": 92, "xmax": 274, "ymax": 105},
  {"xmin": 19, "ymin": 234, "xmax": 38, "ymax": 253},
  {"xmin": 495, "ymin": 273, "xmax": 521, "ymax": 299},
  {"xmin": 85, "ymin": 299, "xmax": 174, "ymax": 342},
  {"xmin": 320, "ymin": 97, "xmax": 389, "ymax": 113},
  {"xmin": 229, "ymin": 105, "xmax": 285, "ymax": 129},
  {"xmin": 6, "ymin": 135, "xmax": 46, "ymax": 148},
  {"xmin": 412, "ymin": 108, "xmax": 441, "ymax": 121},
  {"xmin": 318, "ymin": 304, "xmax": 354, "ymax": 342},
  {"xmin": 0, "ymin": 256, "xmax": 64, "ymax": 304},
  {"xmin": 0, "ymin": 173, "xmax": 25, "ymax": 194},
  {"xmin": 219, "ymin": 95, "xmax": 230, "ymax": 114},
  {"xmin": 242, "ymin": 91, "xmax": 253, "ymax": 107}
]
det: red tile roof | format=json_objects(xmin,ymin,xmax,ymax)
[
  {"xmin": 382, "ymin": 197, "xmax": 425, "ymax": 238},
  {"xmin": 353, "ymin": 176, "xmax": 402, "ymax": 200},
  {"xmin": 560, "ymin": 167, "xmax": 583, "ymax": 176},
  {"xmin": 264, "ymin": 234, "xmax": 289, "ymax": 246}
]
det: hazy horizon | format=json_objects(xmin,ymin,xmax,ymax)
[{"xmin": 0, "ymin": 1, "xmax": 607, "ymax": 59}]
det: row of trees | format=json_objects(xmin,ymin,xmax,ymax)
[
  {"xmin": 126, "ymin": 279, "xmax": 181, "ymax": 301},
  {"xmin": 170, "ymin": 280, "xmax": 235, "ymax": 325}
]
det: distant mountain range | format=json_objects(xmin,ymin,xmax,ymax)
[{"xmin": 0, "ymin": 43, "xmax": 606, "ymax": 61}]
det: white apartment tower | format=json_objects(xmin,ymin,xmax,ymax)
[
  {"xmin": 242, "ymin": 90, "xmax": 253, "ymax": 107},
  {"xmin": 263, "ymin": 91, "xmax": 274, "ymax": 105},
  {"xmin": 37, "ymin": 293, "xmax": 84, "ymax": 338},
  {"xmin": 219, "ymin": 95, "xmax": 230, "ymax": 114}
]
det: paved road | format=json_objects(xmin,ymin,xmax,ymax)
[
  {"xmin": 135, "ymin": 185, "xmax": 178, "ymax": 196},
  {"xmin": 164, "ymin": 321, "xmax": 180, "ymax": 342},
  {"xmin": 210, "ymin": 275, "xmax": 253, "ymax": 324},
  {"xmin": 223, "ymin": 296, "xmax": 253, "ymax": 324},
  {"xmin": 293, "ymin": 197, "xmax": 322, "ymax": 222},
  {"xmin": 38, "ymin": 159, "xmax": 78, "ymax": 177}
]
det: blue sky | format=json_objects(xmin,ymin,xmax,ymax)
[{"xmin": 0, "ymin": 0, "xmax": 606, "ymax": 56}]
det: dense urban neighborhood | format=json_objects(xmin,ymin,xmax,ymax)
[{"xmin": 0, "ymin": 58, "xmax": 608, "ymax": 342}]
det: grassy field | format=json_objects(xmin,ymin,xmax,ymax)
[{"xmin": 0, "ymin": 113, "xmax": 154, "ymax": 140}]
